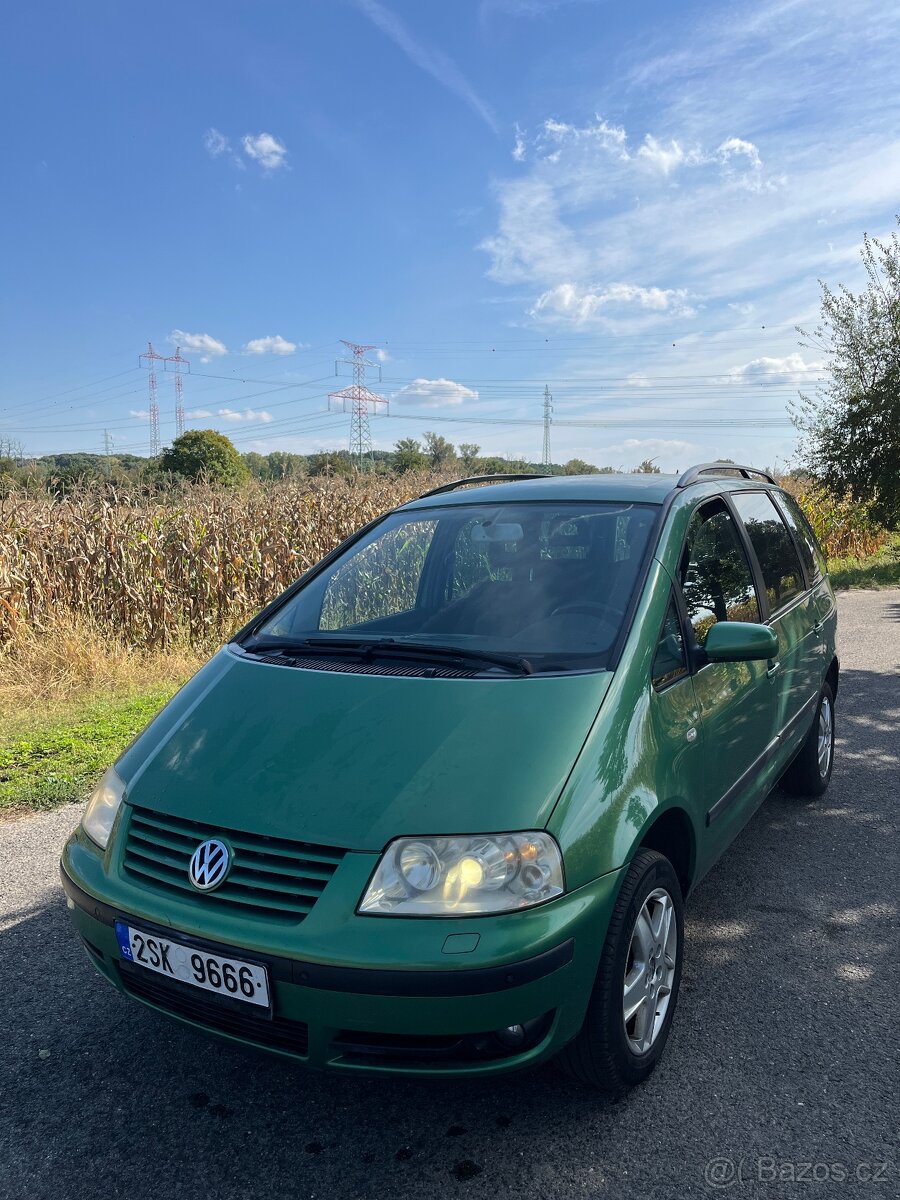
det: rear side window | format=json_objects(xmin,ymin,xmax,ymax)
[
  {"xmin": 773, "ymin": 492, "xmax": 827, "ymax": 581},
  {"xmin": 652, "ymin": 595, "xmax": 689, "ymax": 690},
  {"xmin": 730, "ymin": 492, "xmax": 804, "ymax": 612},
  {"xmin": 679, "ymin": 502, "xmax": 760, "ymax": 645}
]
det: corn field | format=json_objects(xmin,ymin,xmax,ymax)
[
  {"xmin": 777, "ymin": 478, "xmax": 888, "ymax": 560},
  {"xmin": 0, "ymin": 474, "xmax": 445, "ymax": 650},
  {"xmin": 0, "ymin": 473, "xmax": 887, "ymax": 651}
]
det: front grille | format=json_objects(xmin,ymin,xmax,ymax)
[
  {"xmin": 123, "ymin": 805, "xmax": 346, "ymax": 923},
  {"xmin": 119, "ymin": 962, "xmax": 309, "ymax": 1056}
]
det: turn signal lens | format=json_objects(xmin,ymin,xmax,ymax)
[{"xmin": 358, "ymin": 832, "xmax": 564, "ymax": 916}]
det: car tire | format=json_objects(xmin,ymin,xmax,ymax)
[
  {"xmin": 556, "ymin": 848, "xmax": 684, "ymax": 1095},
  {"xmin": 781, "ymin": 682, "xmax": 835, "ymax": 797}
]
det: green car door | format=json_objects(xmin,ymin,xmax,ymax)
[{"xmin": 673, "ymin": 497, "xmax": 779, "ymax": 873}]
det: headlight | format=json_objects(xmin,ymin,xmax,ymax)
[
  {"xmin": 82, "ymin": 767, "xmax": 126, "ymax": 850},
  {"xmin": 358, "ymin": 832, "xmax": 564, "ymax": 916}
]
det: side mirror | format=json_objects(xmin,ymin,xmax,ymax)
[{"xmin": 704, "ymin": 621, "xmax": 777, "ymax": 663}]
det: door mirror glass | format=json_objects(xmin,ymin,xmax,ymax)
[{"xmin": 704, "ymin": 621, "xmax": 778, "ymax": 662}]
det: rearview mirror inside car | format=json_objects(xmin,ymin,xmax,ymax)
[{"xmin": 704, "ymin": 621, "xmax": 778, "ymax": 663}]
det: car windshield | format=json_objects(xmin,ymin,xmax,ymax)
[{"xmin": 246, "ymin": 500, "xmax": 658, "ymax": 673}]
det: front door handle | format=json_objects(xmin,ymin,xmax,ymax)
[
  {"xmin": 766, "ymin": 661, "xmax": 781, "ymax": 678},
  {"xmin": 813, "ymin": 620, "xmax": 824, "ymax": 635}
]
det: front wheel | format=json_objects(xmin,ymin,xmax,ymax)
[
  {"xmin": 781, "ymin": 682, "xmax": 835, "ymax": 797},
  {"xmin": 557, "ymin": 849, "xmax": 684, "ymax": 1094}
]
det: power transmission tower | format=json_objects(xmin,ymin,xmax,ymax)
[
  {"xmin": 103, "ymin": 429, "xmax": 114, "ymax": 476},
  {"xmin": 165, "ymin": 345, "xmax": 191, "ymax": 438},
  {"xmin": 328, "ymin": 341, "xmax": 387, "ymax": 470},
  {"xmin": 139, "ymin": 341, "xmax": 166, "ymax": 456},
  {"xmin": 542, "ymin": 384, "xmax": 553, "ymax": 468}
]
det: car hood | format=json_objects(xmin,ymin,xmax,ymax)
[{"xmin": 116, "ymin": 648, "xmax": 612, "ymax": 851}]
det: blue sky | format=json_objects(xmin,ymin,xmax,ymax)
[{"xmin": 2, "ymin": 0, "xmax": 899, "ymax": 470}]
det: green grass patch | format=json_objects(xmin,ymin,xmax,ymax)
[
  {"xmin": 0, "ymin": 687, "xmax": 177, "ymax": 815},
  {"xmin": 828, "ymin": 532, "xmax": 900, "ymax": 590}
]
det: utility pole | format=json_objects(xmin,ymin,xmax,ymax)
[
  {"xmin": 328, "ymin": 341, "xmax": 388, "ymax": 470},
  {"xmin": 165, "ymin": 345, "xmax": 191, "ymax": 439},
  {"xmin": 139, "ymin": 342, "xmax": 166, "ymax": 457},
  {"xmin": 542, "ymin": 384, "xmax": 553, "ymax": 469}
]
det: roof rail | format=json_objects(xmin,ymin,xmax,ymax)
[
  {"xmin": 417, "ymin": 472, "xmax": 551, "ymax": 500},
  {"xmin": 676, "ymin": 462, "xmax": 776, "ymax": 488}
]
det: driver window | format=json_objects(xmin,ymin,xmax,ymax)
[
  {"xmin": 679, "ymin": 502, "xmax": 760, "ymax": 646},
  {"xmin": 652, "ymin": 594, "xmax": 689, "ymax": 690}
]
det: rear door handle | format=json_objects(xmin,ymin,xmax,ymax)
[
  {"xmin": 766, "ymin": 661, "xmax": 781, "ymax": 678},
  {"xmin": 813, "ymin": 620, "xmax": 824, "ymax": 635}
]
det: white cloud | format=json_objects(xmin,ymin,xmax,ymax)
[
  {"xmin": 392, "ymin": 378, "xmax": 479, "ymax": 407},
  {"xmin": 637, "ymin": 135, "xmax": 706, "ymax": 175},
  {"xmin": 717, "ymin": 137, "xmax": 761, "ymax": 169},
  {"xmin": 203, "ymin": 128, "xmax": 229, "ymax": 158},
  {"xmin": 374, "ymin": 348, "xmax": 391, "ymax": 363},
  {"xmin": 241, "ymin": 133, "xmax": 288, "ymax": 171},
  {"xmin": 727, "ymin": 354, "xmax": 823, "ymax": 384},
  {"xmin": 728, "ymin": 301, "xmax": 755, "ymax": 315},
  {"xmin": 529, "ymin": 281, "xmax": 695, "ymax": 324},
  {"xmin": 244, "ymin": 335, "xmax": 297, "ymax": 355},
  {"xmin": 129, "ymin": 409, "xmax": 150, "ymax": 420},
  {"xmin": 354, "ymin": 0, "xmax": 499, "ymax": 134},
  {"xmin": 169, "ymin": 330, "xmax": 228, "ymax": 364},
  {"xmin": 625, "ymin": 372, "xmax": 652, "ymax": 387},
  {"xmin": 217, "ymin": 408, "xmax": 274, "ymax": 423},
  {"xmin": 512, "ymin": 124, "xmax": 526, "ymax": 162},
  {"xmin": 202, "ymin": 128, "xmax": 244, "ymax": 169},
  {"xmin": 481, "ymin": 177, "xmax": 588, "ymax": 284},
  {"xmin": 539, "ymin": 115, "xmax": 630, "ymax": 161}
]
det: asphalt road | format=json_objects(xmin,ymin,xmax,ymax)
[{"xmin": 1, "ymin": 589, "xmax": 898, "ymax": 1200}]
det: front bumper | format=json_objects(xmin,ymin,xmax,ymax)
[{"xmin": 61, "ymin": 831, "xmax": 623, "ymax": 1078}]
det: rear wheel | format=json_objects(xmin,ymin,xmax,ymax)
[
  {"xmin": 781, "ymin": 682, "xmax": 835, "ymax": 797},
  {"xmin": 557, "ymin": 849, "xmax": 683, "ymax": 1094}
]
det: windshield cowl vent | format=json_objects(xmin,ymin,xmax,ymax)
[{"xmin": 251, "ymin": 653, "xmax": 477, "ymax": 679}]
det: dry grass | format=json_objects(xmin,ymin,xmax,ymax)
[{"xmin": 0, "ymin": 616, "xmax": 202, "ymax": 735}]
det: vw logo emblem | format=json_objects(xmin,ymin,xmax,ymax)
[{"xmin": 188, "ymin": 838, "xmax": 231, "ymax": 892}]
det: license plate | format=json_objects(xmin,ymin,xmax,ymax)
[{"xmin": 114, "ymin": 922, "xmax": 270, "ymax": 1008}]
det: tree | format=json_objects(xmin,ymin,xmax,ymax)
[
  {"xmin": 267, "ymin": 451, "xmax": 306, "ymax": 479},
  {"xmin": 563, "ymin": 458, "xmax": 601, "ymax": 475},
  {"xmin": 308, "ymin": 451, "xmax": 352, "ymax": 477},
  {"xmin": 160, "ymin": 430, "xmax": 249, "ymax": 485},
  {"xmin": 422, "ymin": 431, "xmax": 456, "ymax": 468},
  {"xmin": 633, "ymin": 459, "xmax": 661, "ymax": 474},
  {"xmin": 393, "ymin": 438, "xmax": 427, "ymax": 473},
  {"xmin": 458, "ymin": 443, "xmax": 481, "ymax": 471},
  {"xmin": 794, "ymin": 219, "xmax": 900, "ymax": 528}
]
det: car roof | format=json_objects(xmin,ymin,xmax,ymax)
[{"xmin": 400, "ymin": 470, "xmax": 778, "ymax": 512}]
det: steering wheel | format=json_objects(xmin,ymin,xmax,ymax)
[{"xmin": 551, "ymin": 601, "xmax": 624, "ymax": 620}]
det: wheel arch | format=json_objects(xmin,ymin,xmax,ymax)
[
  {"xmin": 826, "ymin": 654, "xmax": 839, "ymax": 701},
  {"xmin": 634, "ymin": 804, "xmax": 697, "ymax": 899}
]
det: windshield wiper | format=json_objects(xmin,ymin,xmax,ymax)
[{"xmin": 241, "ymin": 635, "xmax": 533, "ymax": 675}]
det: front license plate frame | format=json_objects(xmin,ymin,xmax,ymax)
[{"xmin": 114, "ymin": 921, "xmax": 271, "ymax": 1010}]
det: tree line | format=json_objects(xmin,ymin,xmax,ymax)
[{"xmin": 0, "ymin": 427, "xmax": 662, "ymax": 491}]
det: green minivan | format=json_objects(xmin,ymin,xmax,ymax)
[{"xmin": 61, "ymin": 463, "xmax": 838, "ymax": 1093}]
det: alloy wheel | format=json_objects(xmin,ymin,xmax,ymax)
[
  {"xmin": 818, "ymin": 695, "xmax": 833, "ymax": 777},
  {"xmin": 623, "ymin": 887, "xmax": 677, "ymax": 1054}
]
